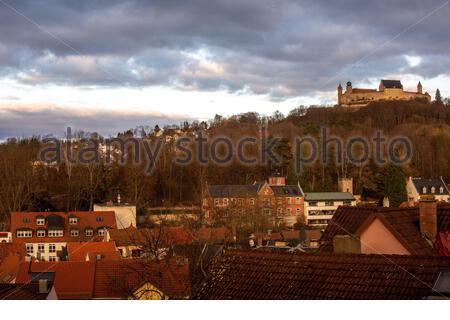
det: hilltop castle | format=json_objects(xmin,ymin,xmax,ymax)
[{"xmin": 337, "ymin": 79, "xmax": 431, "ymax": 108}]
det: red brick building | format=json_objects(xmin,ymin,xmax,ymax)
[{"xmin": 203, "ymin": 175, "xmax": 304, "ymax": 227}]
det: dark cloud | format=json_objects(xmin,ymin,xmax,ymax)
[
  {"xmin": 0, "ymin": 0, "xmax": 449, "ymax": 96},
  {"xmin": 0, "ymin": 103, "xmax": 193, "ymax": 139}
]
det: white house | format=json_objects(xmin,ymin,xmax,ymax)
[
  {"xmin": 303, "ymin": 192, "xmax": 356, "ymax": 227},
  {"xmin": 406, "ymin": 176, "xmax": 449, "ymax": 202}
]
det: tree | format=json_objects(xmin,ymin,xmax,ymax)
[
  {"xmin": 382, "ymin": 164, "xmax": 407, "ymax": 207},
  {"xmin": 435, "ymin": 89, "xmax": 442, "ymax": 104}
]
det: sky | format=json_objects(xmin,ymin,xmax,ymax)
[{"xmin": 0, "ymin": 0, "xmax": 449, "ymax": 138}]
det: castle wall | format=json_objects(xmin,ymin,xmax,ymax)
[{"xmin": 339, "ymin": 88, "xmax": 430, "ymax": 107}]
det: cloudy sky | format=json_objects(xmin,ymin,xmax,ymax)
[{"xmin": 0, "ymin": 0, "xmax": 449, "ymax": 138}]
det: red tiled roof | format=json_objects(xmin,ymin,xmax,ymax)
[
  {"xmin": 67, "ymin": 242, "xmax": 120, "ymax": 261},
  {"xmin": 53, "ymin": 261, "xmax": 95, "ymax": 299},
  {"xmin": 0, "ymin": 283, "xmax": 48, "ymax": 300},
  {"xmin": 93, "ymin": 259, "xmax": 190, "ymax": 299},
  {"xmin": 195, "ymin": 227, "xmax": 232, "ymax": 243},
  {"xmin": 436, "ymin": 231, "xmax": 450, "ymax": 257},
  {"xmin": 10, "ymin": 211, "xmax": 117, "ymax": 243},
  {"xmin": 108, "ymin": 226, "xmax": 197, "ymax": 247},
  {"xmin": 196, "ymin": 249, "xmax": 450, "ymax": 299},
  {"xmin": 320, "ymin": 205, "xmax": 450, "ymax": 255}
]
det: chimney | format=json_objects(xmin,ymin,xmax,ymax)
[
  {"xmin": 333, "ymin": 235, "xmax": 361, "ymax": 254},
  {"xmin": 419, "ymin": 198, "xmax": 437, "ymax": 241},
  {"xmin": 39, "ymin": 279, "xmax": 49, "ymax": 293}
]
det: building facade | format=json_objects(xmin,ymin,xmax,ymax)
[
  {"xmin": 10, "ymin": 211, "xmax": 117, "ymax": 261},
  {"xmin": 337, "ymin": 79, "xmax": 431, "ymax": 108},
  {"xmin": 406, "ymin": 176, "xmax": 450, "ymax": 203},
  {"xmin": 203, "ymin": 175, "xmax": 304, "ymax": 227},
  {"xmin": 303, "ymin": 192, "xmax": 356, "ymax": 227}
]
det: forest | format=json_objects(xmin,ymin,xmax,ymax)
[{"xmin": 1, "ymin": 98, "xmax": 449, "ymax": 223}]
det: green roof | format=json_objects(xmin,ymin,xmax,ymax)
[{"xmin": 304, "ymin": 192, "xmax": 355, "ymax": 201}]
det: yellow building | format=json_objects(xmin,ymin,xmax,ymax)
[{"xmin": 337, "ymin": 79, "xmax": 431, "ymax": 108}]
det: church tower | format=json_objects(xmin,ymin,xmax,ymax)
[
  {"xmin": 417, "ymin": 81, "xmax": 423, "ymax": 94},
  {"xmin": 346, "ymin": 81, "xmax": 352, "ymax": 94}
]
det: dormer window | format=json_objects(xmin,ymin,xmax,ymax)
[
  {"xmin": 36, "ymin": 217, "xmax": 45, "ymax": 226},
  {"xmin": 431, "ymin": 187, "xmax": 436, "ymax": 194},
  {"xmin": 70, "ymin": 229, "xmax": 79, "ymax": 237},
  {"xmin": 422, "ymin": 187, "xmax": 427, "ymax": 194},
  {"xmin": 22, "ymin": 217, "xmax": 30, "ymax": 223},
  {"xmin": 69, "ymin": 217, "xmax": 78, "ymax": 225},
  {"xmin": 97, "ymin": 228, "xmax": 106, "ymax": 236},
  {"xmin": 37, "ymin": 229, "xmax": 45, "ymax": 237},
  {"xmin": 85, "ymin": 229, "xmax": 94, "ymax": 237},
  {"xmin": 440, "ymin": 187, "xmax": 444, "ymax": 193},
  {"xmin": 96, "ymin": 216, "xmax": 104, "ymax": 222}
]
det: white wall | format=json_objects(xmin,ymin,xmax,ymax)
[{"xmin": 94, "ymin": 204, "xmax": 137, "ymax": 229}]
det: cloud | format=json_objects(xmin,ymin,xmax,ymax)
[{"xmin": 0, "ymin": 0, "xmax": 449, "ymax": 96}]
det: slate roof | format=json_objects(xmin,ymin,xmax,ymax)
[
  {"xmin": 319, "ymin": 205, "xmax": 450, "ymax": 254},
  {"xmin": 411, "ymin": 177, "xmax": 449, "ymax": 195},
  {"xmin": 207, "ymin": 184, "xmax": 262, "ymax": 198},
  {"xmin": 304, "ymin": 192, "xmax": 355, "ymax": 201},
  {"xmin": 381, "ymin": 79, "xmax": 403, "ymax": 89},
  {"xmin": 196, "ymin": 249, "xmax": 450, "ymax": 299},
  {"xmin": 270, "ymin": 185, "xmax": 302, "ymax": 196}
]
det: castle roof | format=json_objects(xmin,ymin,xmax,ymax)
[{"xmin": 381, "ymin": 79, "xmax": 403, "ymax": 89}]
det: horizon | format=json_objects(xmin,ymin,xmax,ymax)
[{"xmin": 1, "ymin": 1, "xmax": 449, "ymax": 138}]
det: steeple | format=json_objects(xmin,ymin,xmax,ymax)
[
  {"xmin": 337, "ymin": 83, "xmax": 343, "ymax": 105},
  {"xmin": 417, "ymin": 81, "xmax": 423, "ymax": 94}
]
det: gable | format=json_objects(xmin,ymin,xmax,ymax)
[
  {"xmin": 359, "ymin": 217, "xmax": 411, "ymax": 255},
  {"xmin": 258, "ymin": 183, "xmax": 274, "ymax": 197}
]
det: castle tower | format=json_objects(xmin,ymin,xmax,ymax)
[
  {"xmin": 417, "ymin": 81, "xmax": 423, "ymax": 94},
  {"xmin": 337, "ymin": 83, "xmax": 343, "ymax": 105},
  {"xmin": 338, "ymin": 178, "xmax": 353, "ymax": 195},
  {"xmin": 346, "ymin": 81, "xmax": 352, "ymax": 94}
]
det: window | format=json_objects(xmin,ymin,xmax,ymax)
[
  {"xmin": 440, "ymin": 187, "xmax": 444, "ymax": 193},
  {"xmin": 17, "ymin": 230, "xmax": 32, "ymax": 238},
  {"xmin": 249, "ymin": 198, "xmax": 255, "ymax": 205},
  {"xmin": 70, "ymin": 229, "xmax": 79, "ymax": 237},
  {"xmin": 214, "ymin": 199, "xmax": 219, "ymax": 206},
  {"xmin": 325, "ymin": 201, "xmax": 334, "ymax": 206},
  {"xmin": 36, "ymin": 218, "xmax": 45, "ymax": 226},
  {"xmin": 309, "ymin": 201, "xmax": 318, "ymax": 207},
  {"xmin": 431, "ymin": 187, "xmax": 436, "ymax": 194},
  {"xmin": 37, "ymin": 230, "xmax": 45, "ymax": 237},
  {"xmin": 296, "ymin": 208, "xmax": 301, "ymax": 215},
  {"xmin": 277, "ymin": 207, "xmax": 283, "ymax": 216},
  {"xmin": 69, "ymin": 217, "xmax": 78, "ymax": 225},
  {"xmin": 48, "ymin": 244, "xmax": 56, "ymax": 253},
  {"xmin": 287, "ymin": 208, "xmax": 292, "ymax": 215},
  {"xmin": 97, "ymin": 228, "xmax": 105, "ymax": 236},
  {"xmin": 26, "ymin": 244, "xmax": 33, "ymax": 254},
  {"xmin": 48, "ymin": 230, "xmax": 63, "ymax": 237},
  {"xmin": 85, "ymin": 229, "xmax": 94, "ymax": 237},
  {"xmin": 48, "ymin": 256, "xmax": 57, "ymax": 262},
  {"xmin": 223, "ymin": 198, "xmax": 229, "ymax": 206},
  {"xmin": 22, "ymin": 217, "xmax": 30, "ymax": 223},
  {"xmin": 422, "ymin": 187, "xmax": 427, "ymax": 194},
  {"xmin": 38, "ymin": 244, "xmax": 45, "ymax": 253},
  {"xmin": 96, "ymin": 216, "xmax": 104, "ymax": 222},
  {"xmin": 263, "ymin": 198, "xmax": 270, "ymax": 206},
  {"xmin": 286, "ymin": 197, "xmax": 291, "ymax": 204},
  {"xmin": 343, "ymin": 200, "xmax": 352, "ymax": 206}
]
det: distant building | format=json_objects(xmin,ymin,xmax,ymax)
[
  {"xmin": 10, "ymin": 211, "xmax": 117, "ymax": 262},
  {"xmin": 337, "ymin": 79, "xmax": 431, "ymax": 108},
  {"xmin": 406, "ymin": 176, "xmax": 450, "ymax": 202},
  {"xmin": 94, "ymin": 203, "xmax": 137, "ymax": 229},
  {"xmin": 303, "ymin": 192, "xmax": 356, "ymax": 227},
  {"xmin": 203, "ymin": 174, "xmax": 304, "ymax": 227}
]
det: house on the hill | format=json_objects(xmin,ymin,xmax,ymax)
[
  {"xmin": 406, "ymin": 176, "xmax": 449, "ymax": 203},
  {"xmin": 337, "ymin": 79, "xmax": 431, "ymax": 108}
]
